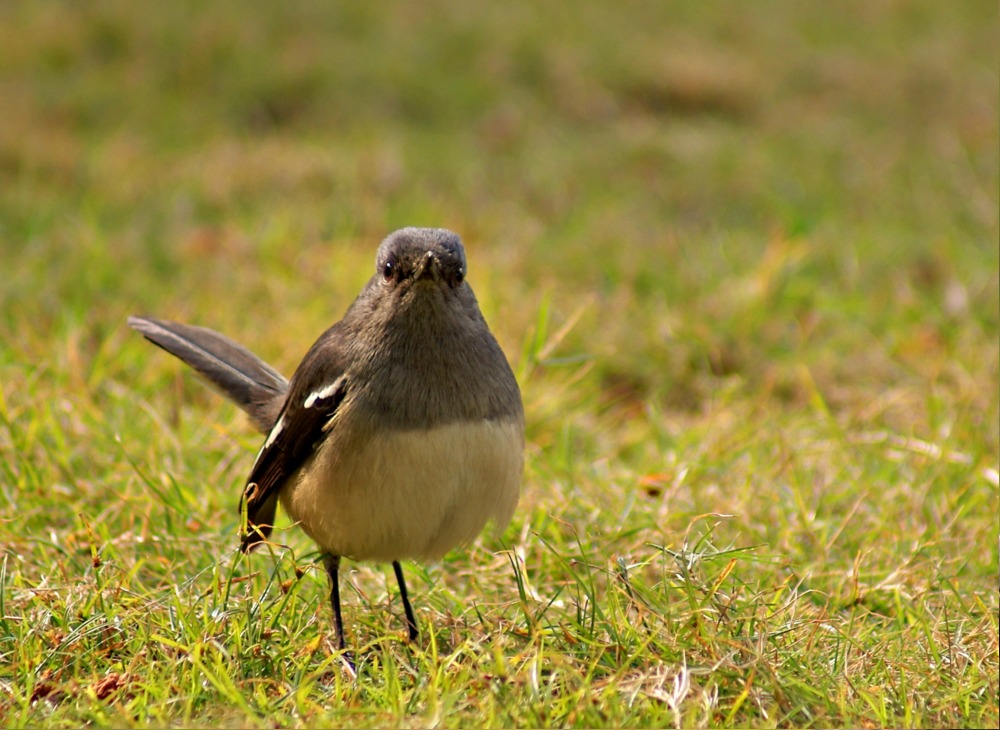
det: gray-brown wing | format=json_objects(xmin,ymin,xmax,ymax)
[{"xmin": 238, "ymin": 325, "xmax": 353, "ymax": 551}]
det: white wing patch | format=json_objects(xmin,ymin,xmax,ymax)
[
  {"xmin": 304, "ymin": 377, "xmax": 346, "ymax": 409},
  {"xmin": 252, "ymin": 414, "xmax": 285, "ymax": 467},
  {"xmin": 262, "ymin": 414, "xmax": 285, "ymax": 449}
]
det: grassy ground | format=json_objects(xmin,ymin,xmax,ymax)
[{"xmin": 1, "ymin": 1, "xmax": 997, "ymax": 727}]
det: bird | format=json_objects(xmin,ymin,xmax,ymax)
[{"xmin": 128, "ymin": 227, "xmax": 524, "ymax": 658}]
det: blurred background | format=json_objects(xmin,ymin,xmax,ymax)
[
  {"xmin": 2, "ymin": 0, "xmax": 996, "ymax": 516},
  {"xmin": 0, "ymin": 1, "xmax": 998, "ymax": 500},
  {"xmin": 0, "ymin": 3, "xmax": 997, "ymax": 723},
  {"xmin": 3, "ymin": 4, "xmax": 996, "ymax": 347},
  {"xmin": 2, "ymin": 0, "xmax": 997, "ymax": 522}
]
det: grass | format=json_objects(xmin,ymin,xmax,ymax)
[{"xmin": 1, "ymin": 1, "xmax": 997, "ymax": 727}]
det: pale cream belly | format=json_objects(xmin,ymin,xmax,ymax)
[{"xmin": 277, "ymin": 418, "xmax": 523, "ymax": 562}]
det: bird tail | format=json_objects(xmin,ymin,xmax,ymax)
[{"xmin": 127, "ymin": 315, "xmax": 289, "ymax": 434}]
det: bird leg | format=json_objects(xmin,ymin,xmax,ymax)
[
  {"xmin": 323, "ymin": 554, "xmax": 352, "ymax": 666},
  {"xmin": 392, "ymin": 560, "xmax": 419, "ymax": 642}
]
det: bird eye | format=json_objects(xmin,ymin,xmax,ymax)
[
  {"xmin": 455, "ymin": 269, "xmax": 465, "ymax": 284},
  {"xmin": 382, "ymin": 257, "xmax": 395, "ymax": 280}
]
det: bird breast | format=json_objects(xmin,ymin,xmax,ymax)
[{"xmin": 278, "ymin": 413, "xmax": 523, "ymax": 562}]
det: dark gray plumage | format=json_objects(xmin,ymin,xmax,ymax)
[
  {"xmin": 126, "ymin": 316, "xmax": 288, "ymax": 432},
  {"xmin": 129, "ymin": 227, "xmax": 524, "ymax": 663}
]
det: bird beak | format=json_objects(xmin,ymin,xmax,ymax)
[{"xmin": 415, "ymin": 251, "xmax": 439, "ymax": 281}]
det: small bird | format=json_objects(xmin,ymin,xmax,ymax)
[{"xmin": 129, "ymin": 227, "xmax": 524, "ymax": 656}]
